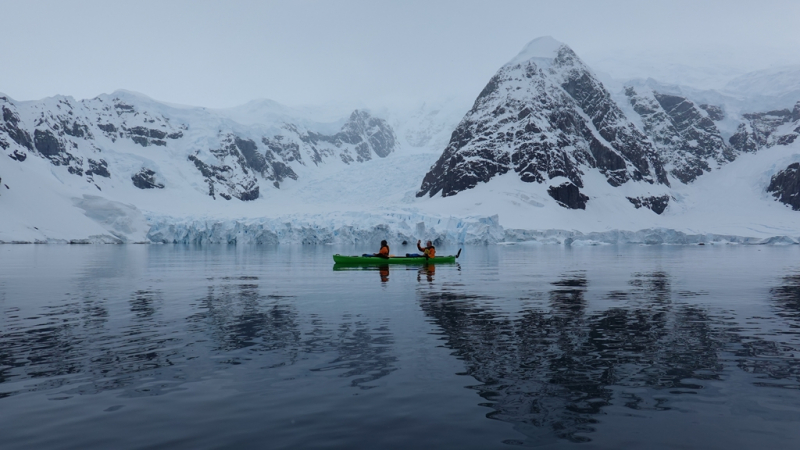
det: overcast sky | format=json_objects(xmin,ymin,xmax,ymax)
[{"xmin": 2, "ymin": 0, "xmax": 799, "ymax": 109}]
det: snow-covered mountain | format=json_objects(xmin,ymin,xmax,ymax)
[
  {"xmin": 3, "ymin": 37, "xmax": 800, "ymax": 245},
  {"xmin": 417, "ymin": 37, "xmax": 668, "ymax": 210},
  {"xmin": 417, "ymin": 37, "xmax": 800, "ymax": 214},
  {"xmin": 0, "ymin": 90, "xmax": 396, "ymax": 202}
]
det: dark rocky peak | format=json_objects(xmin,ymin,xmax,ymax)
[
  {"xmin": 338, "ymin": 109, "xmax": 396, "ymax": 159},
  {"xmin": 308, "ymin": 109, "xmax": 397, "ymax": 163},
  {"xmin": 263, "ymin": 110, "xmax": 396, "ymax": 166},
  {"xmin": 0, "ymin": 97, "xmax": 33, "ymax": 156},
  {"xmin": 729, "ymin": 102, "xmax": 800, "ymax": 153},
  {"xmin": 767, "ymin": 162, "xmax": 800, "ymax": 210},
  {"xmin": 624, "ymin": 87, "xmax": 732, "ymax": 183},
  {"xmin": 417, "ymin": 37, "xmax": 666, "ymax": 199}
]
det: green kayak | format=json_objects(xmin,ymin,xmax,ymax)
[{"xmin": 333, "ymin": 253, "xmax": 459, "ymax": 265}]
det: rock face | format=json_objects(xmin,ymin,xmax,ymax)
[
  {"xmin": 187, "ymin": 136, "xmax": 260, "ymax": 201},
  {"xmin": 624, "ymin": 87, "xmax": 733, "ymax": 183},
  {"xmin": 627, "ymin": 195, "xmax": 670, "ymax": 214},
  {"xmin": 729, "ymin": 102, "xmax": 800, "ymax": 153},
  {"xmin": 548, "ymin": 182, "xmax": 589, "ymax": 209},
  {"xmin": 131, "ymin": 168, "xmax": 165, "ymax": 190},
  {"xmin": 417, "ymin": 37, "xmax": 667, "ymax": 198},
  {"xmin": 0, "ymin": 92, "xmax": 397, "ymax": 201},
  {"xmin": 262, "ymin": 110, "xmax": 396, "ymax": 167},
  {"xmin": 767, "ymin": 162, "xmax": 800, "ymax": 210}
]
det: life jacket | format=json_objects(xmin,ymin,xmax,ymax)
[
  {"xmin": 378, "ymin": 245, "xmax": 389, "ymax": 256},
  {"xmin": 424, "ymin": 246, "xmax": 435, "ymax": 258}
]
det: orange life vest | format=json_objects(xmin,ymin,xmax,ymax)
[
  {"xmin": 424, "ymin": 247, "xmax": 435, "ymax": 258},
  {"xmin": 378, "ymin": 245, "xmax": 389, "ymax": 256}
]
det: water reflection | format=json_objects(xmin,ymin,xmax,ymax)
[
  {"xmin": 332, "ymin": 262, "xmax": 456, "ymax": 284},
  {"xmin": 417, "ymin": 265, "xmax": 435, "ymax": 283},
  {"xmin": 417, "ymin": 269, "xmax": 799, "ymax": 443},
  {"xmin": 310, "ymin": 316, "xmax": 397, "ymax": 389},
  {"xmin": 3, "ymin": 247, "xmax": 800, "ymax": 449},
  {"xmin": 0, "ymin": 275, "xmax": 398, "ymax": 400},
  {"xmin": 771, "ymin": 272, "xmax": 800, "ymax": 322}
]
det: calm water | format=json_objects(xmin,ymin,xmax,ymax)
[{"xmin": 1, "ymin": 244, "xmax": 800, "ymax": 449}]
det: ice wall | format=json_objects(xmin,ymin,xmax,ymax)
[{"xmin": 146, "ymin": 212, "xmax": 505, "ymax": 245}]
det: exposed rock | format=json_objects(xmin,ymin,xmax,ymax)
[
  {"xmin": 625, "ymin": 87, "xmax": 732, "ymax": 183},
  {"xmin": 767, "ymin": 162, "xmax": 800, "ymax": 210},
  {"xmin": 729, "ymin": 102, "xmax": 800, "ymax": 153},
  {"xmin": 9, "ymin": 149, "xmax": 27, "ymax": 161},
  {"xmin": 235, "ymin": 137, "xmax": 267, "ymax": 173},
  {"xmin": 548, "ymin": 182, "xmax": 588, "ymax": 209},
  {"xmin": 335, "ymin": 110, "xmax": 396, "ymax": 160},
  {"xmin": 60, "ymin": 119, "xmax": 91, "ymax": 139},
  {"xmin": 97, "ymin": 123, "xmax": 117, "ymax": 134},
  {"xmin": 627, "ymin": 195, "xmax": 670, "ymax": 214},
  {"xmin": 131, "ymin": 168, "xmax": 164, "ymax": 189},
  {"xmin": 1, "ymin": 103, "xmax": 33, "ymax": 150},
  {"xmin": 699, "ymin": 104, "xmax": 725, "ymax": 121},
  {"xmin": 277, "ymin": 110, "xmax": 397, "ymax": 165},
  {"xmin": 418, "ymin": 38, "xmax": 666, "ymax": 198},
  {"xmin": 86, "ymin": 159, "xmax": 110, "ymax": 178},
  {"xmin": 34, "ymin": 129, "xmax": 65, "ymax": 156},
  {"xmin": 269, "ymin": 160, "xmax": 297, "ymax": 186},
  {"xmin": 188, "ymin": 153, "xmax": 259, "ymax": 201},
  {"xmin": 124, "ymin": 125, "xmax": 181, "ymax": 147}
]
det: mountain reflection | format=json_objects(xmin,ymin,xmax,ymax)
[
  {"xmin": 417, "ymin": 270, "xmax": 732, "ymax": 443},
  {"xmin": 770, "ymin": 272, "xmax": 800, "ymax": 321},
  {"xmin": 0, "ymin": 275, "xmax": 398, "ymax": 399}
]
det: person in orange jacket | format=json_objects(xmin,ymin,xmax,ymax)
[
  {"xmin": 375, "ymin": 240, "xmax": 390, "ymax": 258},
  {"xmin": 417, "ymin": 240, "xmax": 435, "ymax": 259}
]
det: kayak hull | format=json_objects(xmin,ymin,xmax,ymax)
[{"xmin": 332, "ymin": 254, "xmax": 457, "ymax": 265}]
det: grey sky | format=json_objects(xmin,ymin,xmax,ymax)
[{"xmin": 2, "ymin": 0, "xmax": 799, "ymax": 108}]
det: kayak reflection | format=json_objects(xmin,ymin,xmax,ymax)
[
  {"xmin": 333, "ymin": 262, "xmax": 457, "ymax": 284},
  {"xmin": 332, "ymin": 263, "xmax": 391, "ymax": 283}
]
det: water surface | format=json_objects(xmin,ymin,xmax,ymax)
[{"xmin": 1, "ymin": 244, "xmax": 799, "ymax": 449}]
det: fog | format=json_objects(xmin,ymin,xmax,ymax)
[{"xmin": 1, "ymin": 0, "xmax": 799, "ymax": 108}]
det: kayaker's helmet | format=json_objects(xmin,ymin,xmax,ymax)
[{"xmin": 381, "ymin": 240, "xmax": 388, "ymax": 247}]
